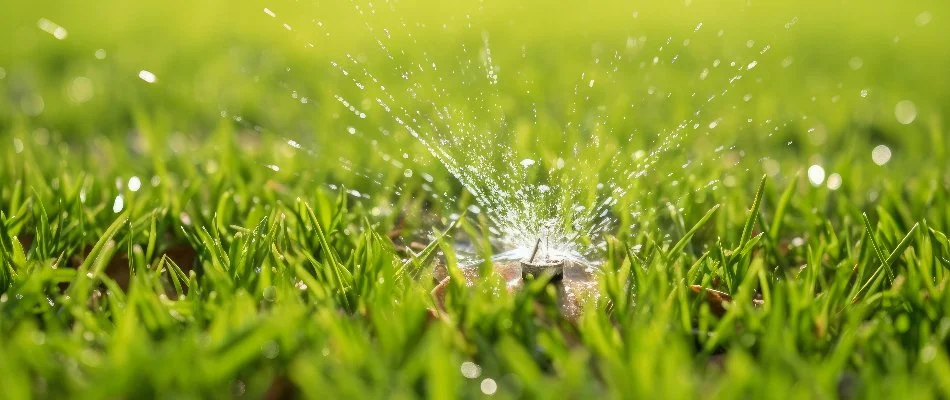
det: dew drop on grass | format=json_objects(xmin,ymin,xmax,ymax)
[
  {"xmin": 871, "ymin": 145, "xmax": 892, "ymax": 165},
  {"xmin": 520, "ymin": 158, "xmax": 535, "ymax": 167},
  {"xmin": 67, "ymin": 77, "xmax": 94, "ymax": 104},
  {"xmin": 807, "ymin": 164, "xmax": 825, "ymax": 186},
  {"xmin": 915, "ymin": 11, "xmax": 932, "ymax": 27},
  {"xmin": 894, "ymin": 100, "xmax": 917, "ymax": 124},
  {"xmin": 128, "ymin": 176, "xmax": 142, "ymax": 192},
  {"xmin": 262, "ymin": 286, "xmax": 277, "ymax": 302},
  {"xmin": 138, "ymin": 70, "xmax": 157, "ymax": 83},
  {"xmin": 262, "ymin": 341, "xmax": 280, "ymax": 359},
  {"xmin": 480, "ymin": 378, "xmax": 497, "ymax": 395},
  {"xmin": 848, "ymin": 57, "xmax": 864, "ymax": 70},
  {"xmin": 460, "ymin": 361, "xmax": 481, "ymax": 379},
  {"xmin": 827, "ymin": 173, "xmax": 842, "ymax": 190},
  {"xmin": 37, "ymin": 18, "xmax": 68, "ymax": 40},
  {"xmin": 112, "ymin": 195, "xmax": 124, "ymax": 213}
]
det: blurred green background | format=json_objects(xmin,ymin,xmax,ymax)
[{"xmin": 2, "ymin": 0, "xmax": 947, "ymax": 148}]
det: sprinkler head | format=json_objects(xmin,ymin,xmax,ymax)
[
  {"xmin": 520, "ymin": 257, "xmax": 564, "ymax": 280},
  {"xmin": 431, "ymin": 255, "xmax": 599, "ymax": 321}
]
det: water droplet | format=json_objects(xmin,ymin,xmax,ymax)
[
  {"xmin": 138, "ymin": 70, "xmax": 157, "ymax": 83},
  {"xmin": 807, "ymin": 165, "xmax": 825, "ymax": 186},
  {"xmin": 262, "ymin": 341, "xmax": 280, "ymax": 359},
  {"xmin": 871, "ymin": 145, "xmax": 892, "ymax": 166},
  {"xmin": 128, "ymin": 176, "xmax": 142, "ymax": 192},
  {"xmin": 915, "ymin": 11, "xmax": 932, "ymax": 27},
  {"xmin": 520, "ymin": 158, "xmax": 535, "ymax": 167},
  {"xmin": 460, "ymin": 361, "xmax": 481, "ymax": 379},
  {"xmin": 262, "ymin": 286, "xmax": 277, "ymax": 302},
  {"xmin": 848, "ymin": 57, "xmax": 864, "ymax": 70},
  {"xmin": 403, "ymin": 169, "xmax": 413, "ymax": 178},
  {"xmin": 95, "ymin": 49, "xmax": 107, "ymax": 59},
  {"xmin": 826, "ymin": 173, "xmax": 842, "ymax": 190},
  {"xmin": 37, "ymin": 18, "xmax": 68, "ymax": 40},
  {"xmin": 112, "ymin": 195, "xmax": 124, "ymax": 213},
  {"xmin": 894, "ymin": 100, "xmax": 917, "ymax": 124},
  {"xmin": 67, "ymin": 76, "xmax": 94, "ymax": 103},
  {"xmin": 20, "ymin": 94, "xmax": 45, "ymax": 116},
  {"xmin": 784, "ymin": 17, "xmax": 799, "ymax": 29},
  {"xmin": 480, "ymin": 378, "xmax": 497, "ymax": 395},
  {"xmin": 263, "ymin": 7, "xmax": 276, "ymax": 17}
]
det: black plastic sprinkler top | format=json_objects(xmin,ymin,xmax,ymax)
[{"xmin": 520, "ymin": 238, "xmax": 565, "ymax": 280}]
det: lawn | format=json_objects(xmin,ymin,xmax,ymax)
[{"xmin": 2, "ymin": 0, "xmax": 950, "ymax": 398}]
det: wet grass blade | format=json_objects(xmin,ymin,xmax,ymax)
[
  {"xmin": 737, "ymin": 175, "xmax": 767, "ymax": 254},
  {"xmin": 862, "ymin": 213, "xmax": 894, "ymax": 283},
  {"xmin": 666, "ymin": 204, "xmax": 720, "ymax": 261}
]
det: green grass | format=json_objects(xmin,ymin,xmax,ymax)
[{"xmin": 2, "ymin": 0, "xmax": 950, "ymax": 398}]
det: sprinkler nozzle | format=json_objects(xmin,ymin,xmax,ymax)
[
  {"xmin": 528, "ymin": 238, "xmax": 541, "ymax": 263},
  {"xmin": 520, "ymin": 257, "xmax": 564, "ymax": 281}
]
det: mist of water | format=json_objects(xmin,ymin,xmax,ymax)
[{"xmin": 255, "ymin": 1, "xmax": 788, "ymax": 265}]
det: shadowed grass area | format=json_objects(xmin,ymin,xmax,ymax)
[{"xmin": 2, "ymin": 0, "xmax": 950, "ymax": 398}]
